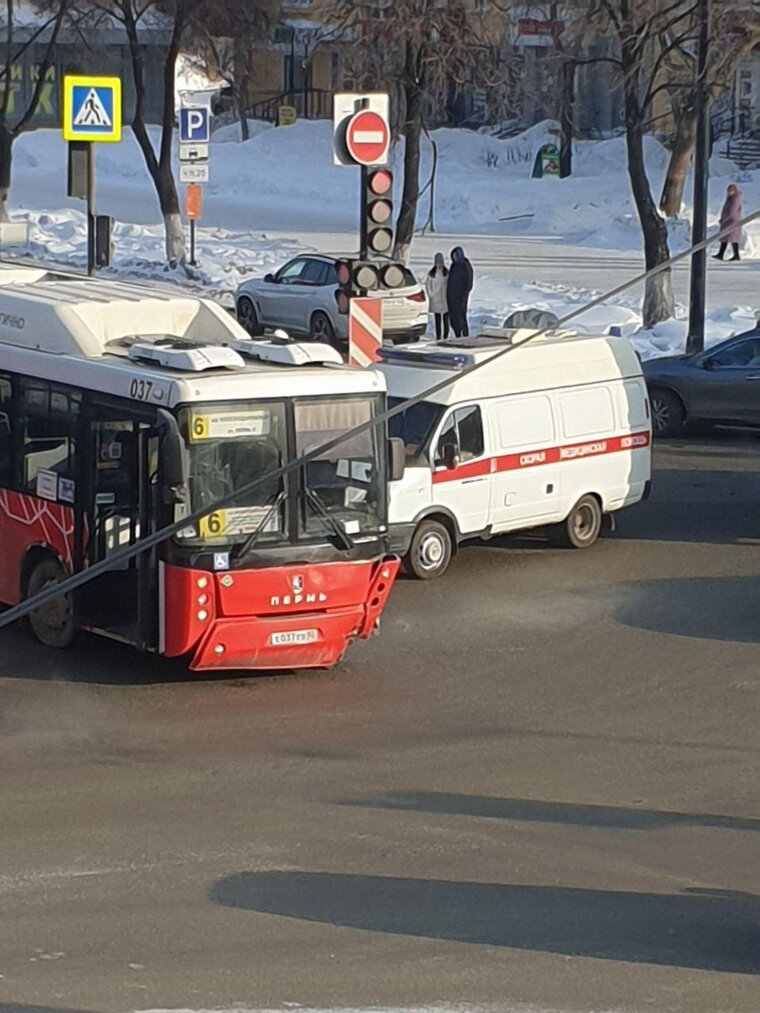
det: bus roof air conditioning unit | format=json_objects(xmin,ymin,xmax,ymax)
[
  {"xmin": 230, "ymin": 339, "xmax": 343, "ymax": 367},
  {"xmin": 127, "ymin": 339, "xmax": 246, "ymax": 372}
]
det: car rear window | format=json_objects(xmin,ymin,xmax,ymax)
[{"xmin": 301, "ymin": 260, "xmax": 330, "ymax": 285}]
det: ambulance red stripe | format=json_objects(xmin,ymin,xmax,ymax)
[{"xmin": 433, "ymin": 430, "xmax": 650, "ymax": 484}]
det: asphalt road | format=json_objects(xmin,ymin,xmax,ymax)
[{"xmin": 1, "ymin": 434, "xmax": 760, "ymax": 1013}]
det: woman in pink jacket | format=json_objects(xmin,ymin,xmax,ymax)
[{"xmin": 713, "ymin": 184, "xmax": 742, "ymax": 262}]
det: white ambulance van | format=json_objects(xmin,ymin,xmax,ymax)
[{"xmin": 375, "ymin": 329, "xmax": 651, "ymax": 579}]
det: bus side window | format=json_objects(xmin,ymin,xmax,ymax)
[
  {"xmin": 24, "ymin": 415, "xmax": 76, "ymax": 493},
  {"xmin": 0, "ymin": 375, "xmax": 11, "ymax": 485}
]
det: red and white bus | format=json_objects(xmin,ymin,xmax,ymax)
[{"xmin": 0, "ymin": 268, "xmax": 400, "ymax": 670}]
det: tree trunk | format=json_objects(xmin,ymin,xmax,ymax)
[
  {"xmin": 625, "ymin": 118, "xmax": 674, "ymax": 327},
  {"xmin": 122, "ymin": 0, "xmax": 186, "ymax": 268},
  {"xmin": 559, "ymin": 59, "xmax": 575, "ymax": 179},
  {"xmin": 393, "ymin": 79, "xmax": 423, "ymax": 264},
  {"xmin": 620, "ymin": 33, "xmax": 673, "ymax": 330},
  {"xmin": 0, "ymin": 128, "xmax": 13, "ymax": 223},
  {"xmin": 236, "ymin": 95, "xmax": 249, "ymax": 142},
  {"xmin": 659, "ymin": 107, "xmax": 698, "ymax": 218},
  {"xmin": 157, "ymin": 159, "xmax": 185, "ymax": 266}
]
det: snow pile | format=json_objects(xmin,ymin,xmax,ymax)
[
  {"xmin": 5, "ymin": 119, "xmax": 760, "ymax": 356},
  {"xmin": 9, "ymin": 119, "xmax": 758, "ymax": 243},
  {"xmin": 24, "ymin": 210, "xmax": 308, "ymax": 306}
]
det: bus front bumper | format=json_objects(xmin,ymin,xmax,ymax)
[
  {"xmin": 190, "ymin": 606, "xmax": 369, "ymax": 670},
  {"xmin": 163, "ymin": 556, "xmax": 400, "ymax": 671}
]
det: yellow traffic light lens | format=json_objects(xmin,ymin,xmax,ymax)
[
  {"xmin": 381, "ymin": 263, "xmax": 406, "ymax": 288},
  {"xmin": 369, "ymin": 228, "xmax": 393, "ymax": 254},
  {"xmin": 354, "ymin": 264, "xmax": 380, "ymax": 290},
  {"xmin": 370, "ymin": 199, "xmax": 393, "ymax": 223}
]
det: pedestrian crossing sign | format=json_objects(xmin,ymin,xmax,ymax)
[{"xmin": 63, "ymin": 76, "xmax": 122, "ymax": 143}]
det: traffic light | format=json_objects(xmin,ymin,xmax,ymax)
[
  {"xmin": 335, "ymin": 259, "xmax": 352, "ymax": 313},
  {"xmin": 363, "ymin": 167, "xmax": 394, "ymax": 257}
]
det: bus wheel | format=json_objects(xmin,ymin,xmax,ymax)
[
  {"xmin": 553, "ymin": 495, "xmax": 602, "ymax": 549},
  {"xmin": 404, "ymin": 520, "xmax": 453, "ymax": 579},
  {"xmin": 26, "ymin": 557, "xmax": 76, "ymax": 648}
]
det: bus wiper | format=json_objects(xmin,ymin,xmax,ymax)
[
  {"xmin": 233, "ymin": 489, "xmax": 286, "ymax": 559},
  {"xmin": 303, "ymin": 485, "xmax": 354, "ymax": 550}
]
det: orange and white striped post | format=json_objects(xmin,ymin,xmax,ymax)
[{"xmin": 348, "ymin": 297, "xmax": 383, "ymax": 367}]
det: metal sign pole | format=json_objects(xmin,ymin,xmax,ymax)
[
  {"xmin": 190, "ymin": 218, "xmax": 196, "ymax": 266},
  {"xmin": 360, "ymin": 164, "xmax": 368, "ymax": 260},
  {"xmin": 86, "ymin": 141, "xmax": 95, "ymax": 276},
  {"xmin": 686, "ymin": 0, "xmax": 711, "ymax": 355}
]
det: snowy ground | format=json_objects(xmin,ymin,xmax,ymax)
[{"xmin": 6, "ymin": 120, "xmax": 760, "ymax": 359}]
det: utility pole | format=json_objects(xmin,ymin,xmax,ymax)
[{"xmin": 686, "ymin": 0, "xmax": 710, "ymax": 354}]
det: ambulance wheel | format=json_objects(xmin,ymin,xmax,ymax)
[
  {"xmin": 26, "ymin": 557, "xmax": 76, "ymax": 649},
  {"xmin": 404, "ymin": 520, "xmax": 452, "ymax": 579},
  {"xmin": 310, "ymin": 311, "xmax": 335, "ymax": 345},
  {"xmin": 554, "ymin": 495, "xmax": 602, "ymax": 549},
  {"xmin": 650, "ymin": 388, "xmax": 684, "ymax": 437},
  {"xmin": 237, "ymin": 296, "xmax": 260, "ymax": 335}
]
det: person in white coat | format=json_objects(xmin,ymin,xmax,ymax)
[{"xmin": 425, "ymin": 252, "xmax": 449, "ymax": 340}]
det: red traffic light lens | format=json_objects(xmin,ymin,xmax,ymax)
[
  {"xmin": 368, "ymin": 169, "xmax": 393, "ymax": 195},
  {"xmin": 336, "ymin": 260, "xmax": 351, "ymax": 285}
]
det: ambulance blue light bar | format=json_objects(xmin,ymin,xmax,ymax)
[{"xmin": 378, "ymin": 347, "xmax": 474, "ymax": 368}]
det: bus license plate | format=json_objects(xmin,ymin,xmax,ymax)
[{"xmin": 269, "ymin": 629, "xmax": 319, "ymax": 646}]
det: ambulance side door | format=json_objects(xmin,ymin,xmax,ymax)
[
  {"xmin": 430, "ymin": 403, "xmax": 490, "ymax": 536},
  {"xmin": 487, "ymin": 394, "xmax": 561, "ymax": 531}
]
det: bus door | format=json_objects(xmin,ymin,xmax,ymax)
[{"xmin": 78, "ymin": 414, "xmax": 159, "ymax": 650}]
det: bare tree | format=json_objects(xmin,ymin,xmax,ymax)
[
  {"xmin": 318, "ymin": 0, "xmax": 512, "ymax": 263},
  {"xmin": 592, "ymin": 0, "xmax": 702, "ymax": 328},
  {"xmin": 658, "ymin": 3, "xmax": 760, "ymax": 217},
  {"xmin": 79, "ymin": 0, "xmax": 201, "ymax": 267},
  {"xmin": 0, "ymin": 0, "xmax": 71, "ymax": 221},
  {"xmin": 188, "ymin": 0, "xmax": 275, "ymax": 142}
]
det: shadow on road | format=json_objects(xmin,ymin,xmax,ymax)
[
  {"xmin": 615, "ymin": 575, "xmax": 760, "ymax": 643},
  {"xmin": 0, "ymin": 625, "xmax": 296, "ymax": 686},
  {"xmin": 211, "ymin": 870, "xmax": 760, "ymax": 974},
  {"xmin": 339, "ymin": 791, "xmax": 760, "ymax": 833},
  {"xmin": 0, "ymin": 1007, "xmax": 99, "ymax": 1013}
]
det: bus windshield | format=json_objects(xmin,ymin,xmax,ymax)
[
  {"xmin": 178, "ymin": 401, "xmax": 287, "ymax": 545},
  {"xmin": 175, "ymin": 396, "xmax": 385, "ymax": 547},
  {"xmin": 294, "ymin": 396, "xmax": 384, "ymax": 540}
]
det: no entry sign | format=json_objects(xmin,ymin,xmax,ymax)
[
  {"xmin": 333, "ymin": 93, "xmax": 390, "ymax": 167},
  {"xmin": 346, "ymin": 109, "xmax": 390, "ymax": 167}
]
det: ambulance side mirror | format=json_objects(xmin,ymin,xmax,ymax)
[{"xmin": 388, "ymin": 437, "xmax": 405, "ymax": 482}]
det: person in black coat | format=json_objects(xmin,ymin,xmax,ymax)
[{"xmin": 447, "ymin": 246, "xmax": 474, "ymax": 337}]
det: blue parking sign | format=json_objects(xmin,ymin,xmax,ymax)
[{"xmin": 179, "ymin": 108, "xmax": 210, "ymax": 143}]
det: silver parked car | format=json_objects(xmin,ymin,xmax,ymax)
[{"xmin": 235, "ymin": 254, "xmax": 429, "ymax": 346}]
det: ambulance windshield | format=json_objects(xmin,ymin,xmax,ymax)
[{"xmin": 388, "ymin": 397, "xmax": 444, "ymax": 459}]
